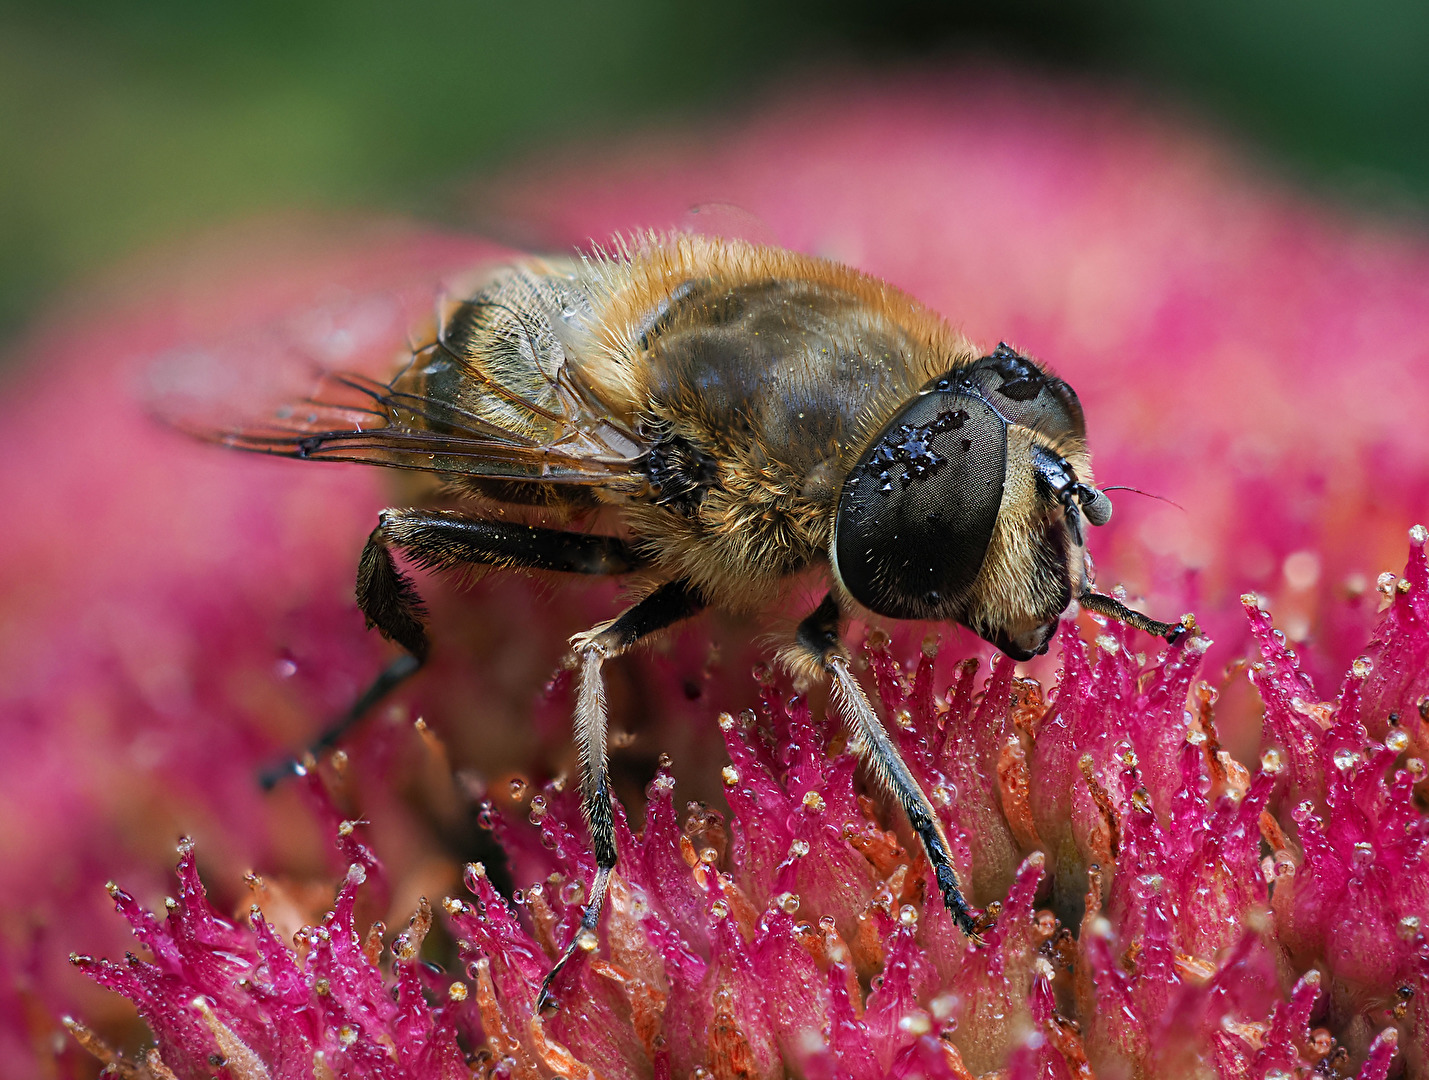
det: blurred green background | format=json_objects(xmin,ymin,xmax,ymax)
[{"xmin": 1, "ymin": 0, "xmax": 1426, "ymax": 348}]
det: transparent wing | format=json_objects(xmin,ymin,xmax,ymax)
[{"xmin": 148, "ymin": 270, "xmax": 648, "ymax": 489}]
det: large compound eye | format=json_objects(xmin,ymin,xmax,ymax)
[
  {"xmin": 833, "ymin": 392, "xmax": 1007, "ymax": 620},
  {"xmin": 943, "ymin": 343, "xmax": 1086, "ymax": 442}
]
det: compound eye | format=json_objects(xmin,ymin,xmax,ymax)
[
  {"xmin": 833, "ymin": 392, "xmax": 1007, "ymax": 620},
  {"xmin": 946, "ymin": 343, "xmax": 1086, "ymax": 442}
]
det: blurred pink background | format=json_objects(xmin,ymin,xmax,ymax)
[{"xmin": 2, "ymin": 69, "xmax": 1428, "ymax": 1073}]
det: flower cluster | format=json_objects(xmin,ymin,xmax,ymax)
[{"xmin": 72, "ymin": 530, "xmax": 1429, "ymax": 1078}]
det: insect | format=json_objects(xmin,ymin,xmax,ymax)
[{"xmin": 165, "ymin": 232, "xmax": 1184, "ymax": 1010}]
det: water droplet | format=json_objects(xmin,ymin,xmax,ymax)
[
  {"xmin": 509, "ymin": 777, "xmax": 529, "ymax": 800},
  {"xmin": 1282, "ymin": 550, "xmax": 1321, "ymax": 591},
  {"xmin": 722, "ymin": 766, "xmax": 740, "ymax": 787},
  {"xmin": 1260, "ymin": 747, "xmax": 1285, "ymax": 773},
  {"xmin": 560, "ymin": 880, "xmax": 584, "ymax": 906},
  {"xmin": 1377, "ymin": 572, "xmax": 1398, "ymax": 595},
  {"xmin": 1399, "ymin": 915, "xmax": 1421, "ymax": 940},
  {"xmin": 710, "ymin": 900, "xmax": 730, "ymax": 920},
  {"xmin": 1352, "ymin": 841, "xmax": 1375, "ymax": 869},
  {"xmin": 1333, "ymin": 747, "xmax": 1362, "ymax": 772},
  {"xmin": 1387, "ymin": 729, "xmax": 1410, "ymax": 752},
  {"xmin": 801, "ymin": 790, "xmax": 825, "ymax": 812},
  {"xmin": 789, "ymin": 839, "xmax": 810, "ymax": 858},
  {"xmin": 898, "ymin": 904, "xmax": 918, "ymax": 927},
  {"xmin": 1352, "ymin": 655, "xmax": 1374, "ymax": 678},
  {"xmin": 274, "ymin": 658, "xmax": 297, "ymax": 678},
  {"xmin": 1411, "ymin": 524, "xmax": 1428, "ymax": 544}
]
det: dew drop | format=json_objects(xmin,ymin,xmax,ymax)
[
  {"xmin": 789, "ymin": 839, "xmax": 810, "ymax": 858},
  {"xmin": 1387, "ymin": 729, "xmax": 1410, "ymax": 753},
  {"xmin": 1333, "ymin": 747, "xmax": 1362, "ymax": 772},
  {"xmin": 1351, "ymin": 655, "xmax": 1374, "ymax": 678}
]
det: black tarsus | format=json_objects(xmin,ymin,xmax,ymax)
[{"xmin": 1079, "ymin": 588, "xmax": 1188, "ymax": 642}]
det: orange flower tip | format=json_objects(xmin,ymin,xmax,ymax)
[
  {"xmin": 1410, "ymin": 524, "xmax": 1427, "ymax": 544},
  {"xmin": 103, "ymin": 881, "xmax": 118, "ymax": 897},
  {"xmin": 717, "ymin": 712, "xmax": 736, "ymax": 731},
  {"xmin": 897, "ymin": 1011, "xmax": 933, "ymax": 1036},
  {"xmin": 722, "ymin": 765, "xmax": 740, "ymax": 786},
  {"xmin": 468, "ymin": 861, "xmax": 487, "ymax": 879},
  {"xmin": 448, "ymin": 981, "xmax": 468, "ymax": 1002},
  {"xmin": 443, "ymin": 898, "xmax": 463, "ymax": 915}
]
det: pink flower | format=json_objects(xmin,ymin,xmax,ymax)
[
  {"xmin": 70, "ymin": 536, "xmax": 1428, "ymax": 1076},
  {"xmin": 3, "ymin": 68, "xmax": 1429, "ymax": 1077}
]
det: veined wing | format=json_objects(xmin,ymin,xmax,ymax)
[{"xmin": 149, "ymin": 261, "xmax": 649, "ymax": 489}]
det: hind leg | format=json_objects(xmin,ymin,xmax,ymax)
[{"xmin": 260, "ymin": 509, "xmax": 646, "ymax": 786}]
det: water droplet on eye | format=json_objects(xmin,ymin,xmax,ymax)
[{"xmin": 1333, "ymin": 747, "xmax": 1361, "ymax": 772}]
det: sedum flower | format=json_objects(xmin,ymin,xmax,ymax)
[
  {"xmin": 72, "ymin": 531, "xmax": 1429, "ymax": 1077},
  {"xmin": 7, "ymin": 63, "xmax": 1429, "ymax": 1080}
]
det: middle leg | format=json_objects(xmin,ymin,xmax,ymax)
[
  {"xmin": 537, "ymin": 577, "xmax": 706, "ymax": 1012},
  {"xmin": 796, "ymin": 593, "xmax": 982, "ymax": 939}
]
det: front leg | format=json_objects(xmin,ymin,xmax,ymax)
[
  {"xmin": 796, "ymin": 593, "xmax": 982, "ymax": 940},
  {"xmin": 537, "ymin": 578, "xmax": 705, "ymax": 1014}
]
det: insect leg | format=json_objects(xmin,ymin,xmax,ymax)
[
  {"xmin": 261, "ymin": 509, "xmax": 647, "ymax": 787},
  {"xmin": 537, "ymin": 578, "xmax": 705, "ymax": 1014},
  {"xmin": 796, "ymin": 593, "xmax": 982, "ymax": 940}
]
